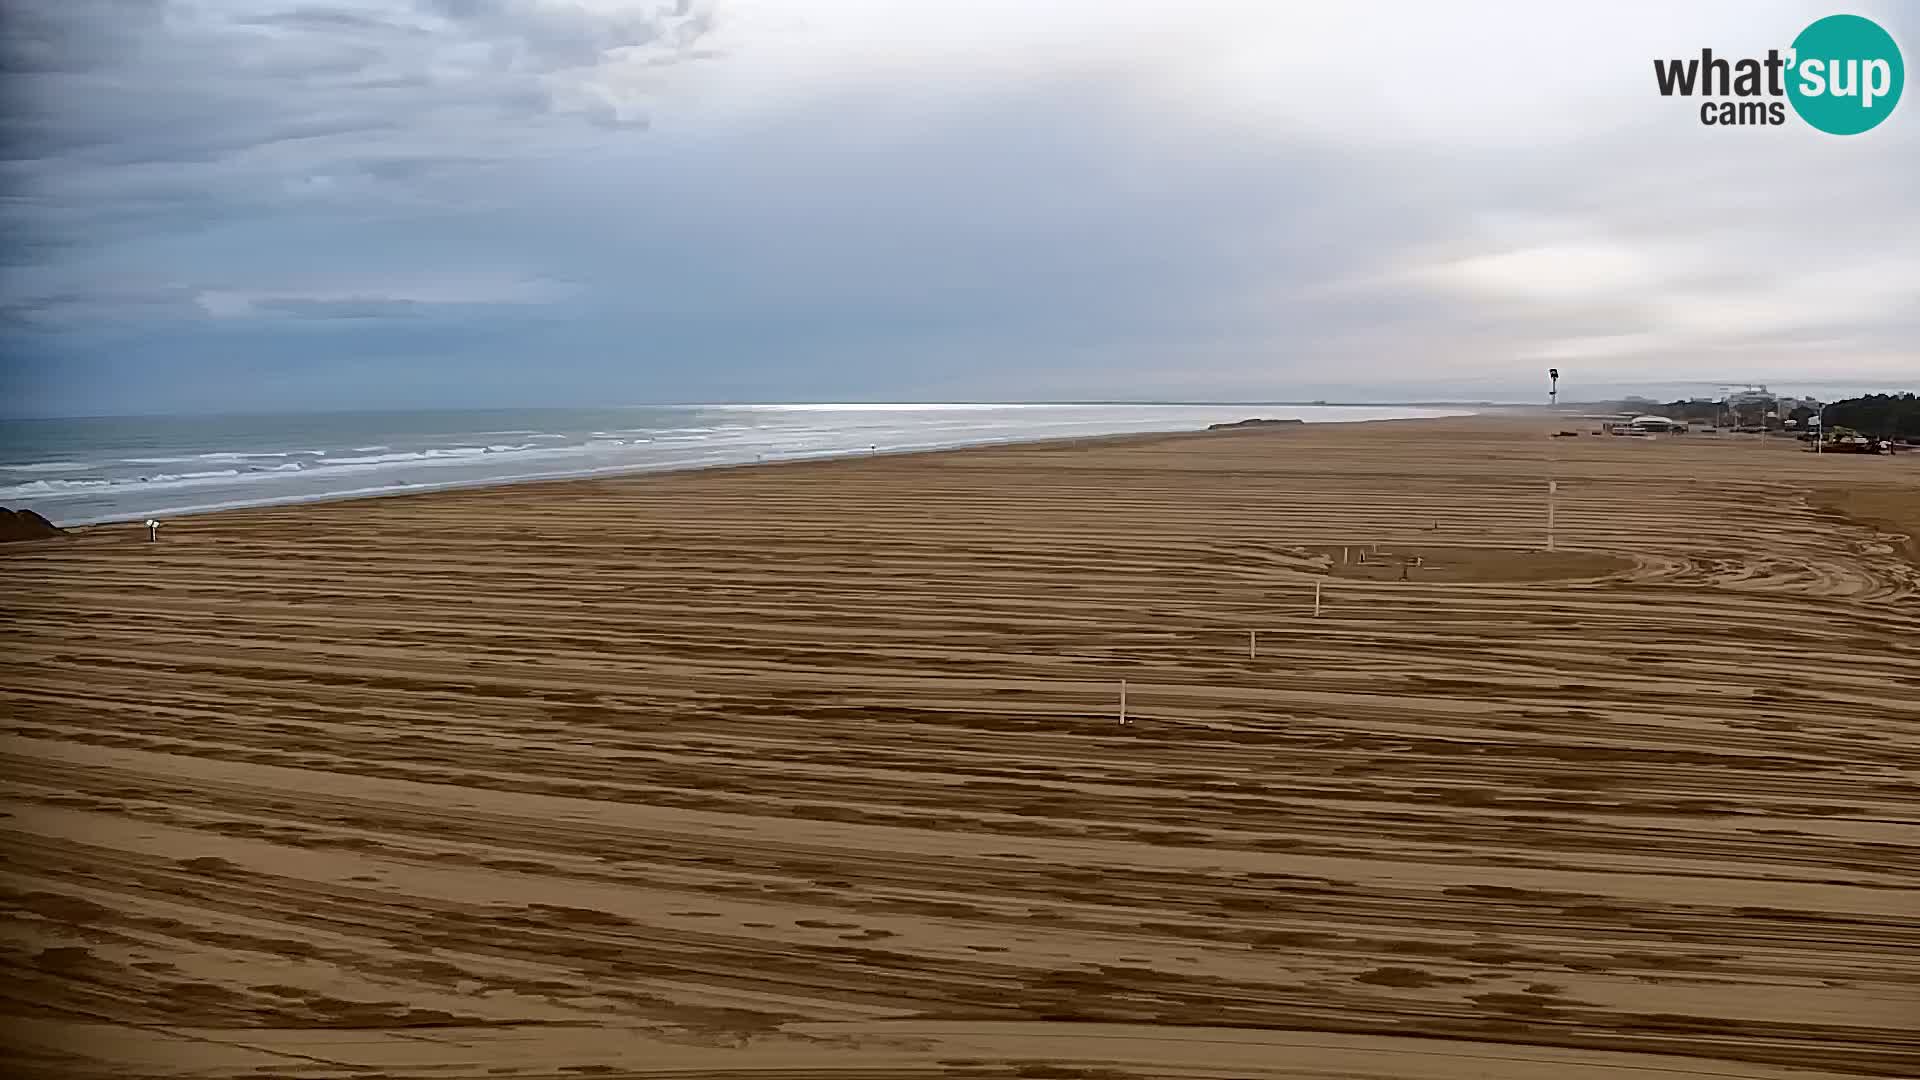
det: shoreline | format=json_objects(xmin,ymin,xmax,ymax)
[{"xmin": 50, "ymin": 411, "xmax": 1489, "ymax": 531}]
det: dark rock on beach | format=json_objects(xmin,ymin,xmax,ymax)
[
  {"xmin": 0, "ymin": 507, "xmax": 67, "ymax": 543},
  {"xmin": 1207, "ymin": 418, "xmax": 1305, "ymax": 431}
]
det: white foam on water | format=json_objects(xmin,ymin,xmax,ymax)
[
  {"xmin": 325, "ymin": 445, "xmax": 508, "ymax": 466},
  {"xmin": 0, "ymin": 477, "xmax": 115, "ymax": 499},
  {"xmin": 3, "ymin": 461, "xmax": 94, "ymax": 473},
  {"xmin": 52, "ymin": 452, "xmax": 754, "ymax": 525}
]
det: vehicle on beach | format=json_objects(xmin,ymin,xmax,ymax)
[{"xmin": 1805, "ymin": 428, "xmax": 1897, "ymax": 454}]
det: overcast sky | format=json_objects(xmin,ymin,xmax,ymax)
[{"xmin": 2, "ymin": 1, "xmax": 1916, "ymax": 415}]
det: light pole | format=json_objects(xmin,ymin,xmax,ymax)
[{"xmin": 1546, "ymin": 369, "xmax": 1559, "ymax": 552}]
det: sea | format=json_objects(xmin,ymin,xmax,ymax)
[{"xmin": 0, "ymin": 403, "xmax": 1468, "ymax": 527}]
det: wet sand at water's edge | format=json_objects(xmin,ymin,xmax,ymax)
[{"xmin": 2, "ymin": 414, "xmax": 1917, "ymax": 1078}]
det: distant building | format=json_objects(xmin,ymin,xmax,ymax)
[
  {"xmin": 1631, "ymin": 415, "xmax": 1687, "ymax": 432},
  {"xmin": 1606, "ymin": 415, "xmax": 1688, "ymax": 435}
]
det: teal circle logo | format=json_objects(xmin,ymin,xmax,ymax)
[{"xmin": 1787, "ymin": 14, "xmax": 1904, "ymax": 134}]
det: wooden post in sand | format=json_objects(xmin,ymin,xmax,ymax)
[
  {"xmin": 1342, "ymin": 546, "xmax": 1349, "ymax": 565},
  {"xmin": 1313, "ymin": 579, "xmax": 1323, "ymax": 617},
  {"xmin": 1249, "ymin": 629, "xmax": 1257, "ymax": 659},
  {"xmin": 1118, "ymin": 680, "xmax": 1128, "ymax": 725}
]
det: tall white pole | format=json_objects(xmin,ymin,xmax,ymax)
[
  {"xmin": 1249, "ymin": 629, "xmax": 1257, "ymax": 659},
  {"xmin": 1313, "ymin": 579, "xmax": 1323, "ymax": 617},
  {"xmin": 1119, "ymin": 680, "xmax": 1127, "ymax": 725}
]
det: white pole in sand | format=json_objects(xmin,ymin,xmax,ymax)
[
  {"xmin": 1547, "ymin": 480, "xmax": 1558, "ymax": 552},
  {"xmin": 1342, "ymin": 546, "xmax": 1349, "ymax": 565},
  {"xmin": 1314, "ymin": 579, "xmax": 1323, "ymax": 617},
  {"xmin": 1119, "ymin": 680, "xmax": 1128, "ymax": 725},
  {"xmin": 145, "ymin": 519, "xmax": 160, "ymax": 543},
  {"xmin": 1249, "ymin": 629, "xmax": 1257, "ymax": 659}
]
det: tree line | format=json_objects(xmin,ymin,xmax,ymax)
[
  {"xmin": 1823, "ymin": 393, "xmax": 1920, "ymax": 440},
  {"xmin": 1623, "ymin": 392, "xmax": 1919, "ymax": 439}
]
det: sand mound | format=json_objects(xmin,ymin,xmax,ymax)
[
  {"xmin": 1208, "ymin": 417, "xmax": 1304, "ymax": 431},
  {"xmin": 0, "ymin": 506, "xmax": 65, "ymax": 543}
]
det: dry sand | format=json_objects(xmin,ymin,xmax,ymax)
[{"xmin": 2, "ymin": 414, "xmax": 1917, "ymax": 1079}]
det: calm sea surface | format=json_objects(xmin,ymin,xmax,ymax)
[{"xmin": 0, "ymin": 403, "xmax": 1468, "ymax": 526}]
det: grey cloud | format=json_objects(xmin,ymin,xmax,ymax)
[
  {"xmin": 417, "ymin": 0, "xmax": 707, "ymax": 69},
  {"xmin": 0, "ymin": 0, "xmax": 162, "ymax": 76},
  {"xmin": 421, "ymin": 0, "xmax": 508, "ymax": 19},
  {"xmin": 236, "ymin": 8, "xmax": 421, "ymax": 34},
  {"xmin": 252, "ymin": 297, "xmax": 426, "ymax": 319},
  {"xmin": 2, "ymin": 0, "xmax": 717, "ymax": 243},
  {"xmin": 0, "ymin": 281, "xmax": 201, "ymax": 328}
]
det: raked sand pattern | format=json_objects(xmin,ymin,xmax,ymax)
[{"xmin": 2, "ymin": 415, "xmax": 1917, "ymax": 1079}]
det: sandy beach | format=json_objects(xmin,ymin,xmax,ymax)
[{"xmin": 2, "ymin": 413, "xmax": 1917, "ymax": 1079}]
